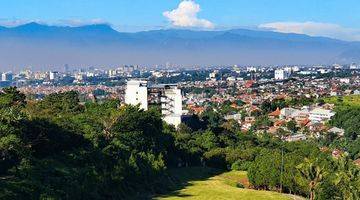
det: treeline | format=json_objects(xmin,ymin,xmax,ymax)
[{"xmin": 0, "ymin": 87, "xmax": 359, "ymax": 199}]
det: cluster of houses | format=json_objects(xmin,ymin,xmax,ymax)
[
  {"xmin": 182, "ymin": 75, "xmax": 353, "ymax": 142},
  {"xmin": 266, "ymin": 105, "xmax": 339, "ymax": 141}
]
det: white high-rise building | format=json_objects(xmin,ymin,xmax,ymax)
[
  {"xmin": 246, "ymin": 67, "xmax": 257, "ymax": 72},
  {"xmin": 124, "ymin": 80, "xmax": 183, "ymax": 127},
  {"xmin": 1, "ymin": 72, "xmax": 13, "ymax": 81},
  {"xmin": 274, "ymin": 69, "xmax": 291, "ymax": 80},
  {"xmin": 49, "ymin": 71, "xmax": 59, "ymax": 80},
  {"xmin": 350, "ymin": 63, "xmax": 359, "ymax": 69},
  {"xmin": 125, "ymin": 80, "xmax": 148, "ymax": 110},
  {"xmin": 161, "ymin": 85, "xmax": 183, "ymax": 127},
  {"xmin": 209, "ymin": 70, "xmax": 218, "ymax": 80}
]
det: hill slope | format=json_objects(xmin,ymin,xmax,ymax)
[{"xmin": 154, "ymin": 168, "xmax": 302, "ymax": 200}]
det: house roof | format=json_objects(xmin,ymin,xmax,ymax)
[
  {"xmin": 269, "ymin": 107, "xmax": 281, "ymax": 117},
  {"xmin": 354, "ymin": 159, "xmax": 360, "ymax": 167},
  {"xmin": 274, "ymin": 120, "xmax": 286, "ymax": 127},
  {"xmin": 300, "ymin": 118, "xmax": 311, "ymax": 126}
]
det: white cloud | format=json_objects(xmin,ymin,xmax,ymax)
[
  {"xmin": 0, "ymin": 19, "xmax": 39, "ymax": 27},
  {"xmin": 163, "ymin": 0, "xmax": 214, "ymax": 29},
  {"xmin": 0, "ymin": 18, "xmax": 109, "ymax": 28},
  {"xmin": 57, "ymin": 19, "xmax": 108, "ymax": 27},
  {"xmin": 259, "ymin": 21, "xmax": 360, "ymax": 41}
]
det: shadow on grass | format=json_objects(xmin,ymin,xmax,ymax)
[{"xmin": 148, "ymin": 167, "xmax": 225, "ymax": 199}]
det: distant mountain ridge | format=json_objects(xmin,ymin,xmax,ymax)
[{"xmin": 0, "ymin": 23, "xmax": 359, "ymax": 71}]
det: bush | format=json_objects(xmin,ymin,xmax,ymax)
[{"xmin": 236, "ymin": 183, "xmax": 245, "ymax": 188}]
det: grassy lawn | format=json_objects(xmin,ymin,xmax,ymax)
[{"xmin": 154, "ymin": 168, "xmax": 296, "ymax": 200}]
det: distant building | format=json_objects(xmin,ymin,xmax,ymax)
[
  {"xmin": 318, "ymin": 69, "xmax": 331, "ymax": 74},
  {"xmin": 125, "ymin": 80, "xmax": 148, "ymax": 110},
  {"xmin": 339, "ymin": 78, "xmax": 350, "ymax": 84},
  {"xmin": 227, "ymin": 76, "xmax": 236, "ymax": 82},
  {"xmin": 64, "ymin": 64, "xmax": 70, "ymax": 73},
  {"xmin": 328, "ymin": 127, "xmax": 345, "ymax": 137},
  {"xmin": 49, "ymin": 71, "xmax": 59, "ymax": 81},
  {"xmin": 161, "ymin": 85, "xmax": 183, "ymax": 127},
  {"xmin": 280, "ymin": 108, "xmax": 299, "ymax": 119},
  {"xmin": 285, "ymin": 134, "xmax": 307, "ymax": 142},
  {"xmin": 309, "ymin": 108, "xmax": 335, "ymax": 123},
  {"xmin": 274, "ymin": 69, "xmax": 291, "ymax": 80},
  {"xmin": 74, "ymin": 73, "xmax": 86, "ymax": 83},
  {"xmin": 1, "ymin": 72, "xmax": 13, "ymax": 81},
  {"xmin": 292, "ymin": 66, "xmax": 300, "ymax": 72},
  {"xmin": 246, "ymin": 67, "xmax": 257, "ymax": 72},
  {"xmin": 298, "ymin": 70, "xmax": 317, "ymax": 75},
  {"xmin": 125, "ymin": 80, "xmax": 183, "ymax": 127},
  {"xmin": 225, "ymin": 113, "xmax": 242, "ymax": 121},
  {"xmin": 350, "ymin": 63, "xmax": 359, "ymax": 70},
  {"xmin": 330, "ymin": 91, "xmax": 338, "ymax": 96},
  {"xmin": 209, "ymin": 70, "xmax": 219, "ymax": 81},
  {"xmin": 108, "ymin": 69, "xmax": 117, "ymax": 77}
]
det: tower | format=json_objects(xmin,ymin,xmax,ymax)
[
  {"xmin": 124, "ymin": 80, "xmax": 183, "ymax": 127},
  {"xmin": 125, "ymin": 80, "xmax": 148, "ymax": 110},
  {"xmin": 161, "ymin": 85, "xmax": 182, "ymax": 127}
]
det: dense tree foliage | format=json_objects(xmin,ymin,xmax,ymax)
[
  {"xmin": 261, "ymin": 99, "xmax": 287, "ymax": 113},
  {"xmin": 330, "ymin": 107, "xmax": 360, "ymax": 141},
  {"xmin": 0, "ymin": 87, "xmax": 359, "ymax": 199}
]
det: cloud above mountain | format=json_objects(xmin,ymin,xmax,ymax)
[
  {"xmin": 0, "ymin": 18, "xmax": 110, "ymax": 28},
  {"xmin": 163, "ymin": 0, "xmax": 214, "ymax": 29},
  {"xmin": 57, "ymin": 19, "xmax": 108, "ymax": 27},
  {"xmin": 259, "ymin": 21, "xmax": 360, "ymax": 41},
  {"xmin": 0, "ymin": 19, "xmax": 39, "ymax": 27}
]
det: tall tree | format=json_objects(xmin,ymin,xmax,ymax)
[{"xmin": 297, "ymin": 158, "xmax": 325, "ymax": 200}]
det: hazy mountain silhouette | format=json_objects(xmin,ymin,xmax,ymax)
[{"xmin": 0, "ymin": 23, "xmax": 358, "ymax": 71}]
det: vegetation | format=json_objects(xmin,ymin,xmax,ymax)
[
  {"xmin": 0, "ymin": 87, "xmax": 359, "ymax": 199},
  {"xmin": 155, "ymin": 168, "xmax": 293, "ymax": 200},
  {"xmin": 324, "ymin": 95, "xmax": 360, "ymax": 108}
]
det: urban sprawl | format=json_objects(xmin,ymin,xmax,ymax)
[{"xmin": 1, "ymin": 63, "xmax": 360, "ymax": 158}]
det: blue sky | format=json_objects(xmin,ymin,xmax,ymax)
[{"xmin": 1, "ymin": 0, "xmax": 360, "ymax": 40}]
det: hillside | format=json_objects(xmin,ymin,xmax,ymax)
[{"xmin": 154, "ymin": 168, "xmax": 303, "ymax": 200}]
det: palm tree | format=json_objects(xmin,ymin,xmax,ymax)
[{"xmin": 297, "ymin": 158, "xmax": 325, "ymax": 200}]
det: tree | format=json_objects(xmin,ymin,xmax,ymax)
[
  {"xmin": 29, "ymin": 91, "xmax": 83, "ymax": 118},
  {"xmin": 201, "ymin": 109, "xmax": 223, "ymax": 132},
  {"xmin": 252, "ymin": 115, "xmax": 273, "ymax": 130},
  {"xmin": 0, "ymin": 87, "xmax": 26, "ymax": 109},
  {"xmin": 296, "ymin": 158, "xmax": 325, "ymax": 200},
  {"xmin": 286, "ymin": 120, "xmax": 298, "ymax": 134},
  {"xmin": 261, "ymin": 99, "xmax": 287, "ymax": 114},
  {"xmin": 0, "ymin": 88, "xmax": 28, "ymax": 174},
  {"xmin": 248, "ymin": 149, "xmax": 282, "ymax": 190},
  {"xmin": 109, "ymin": 105, "xmax": 165, "ymax": 153},
  {"xmin": 332, "ymin": 157, "xmax": 360, "ymax": 200},
  {"xmin": 348, "ymin": 138, "xmax": 360, "ymax": 160}
]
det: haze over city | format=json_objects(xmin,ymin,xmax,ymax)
[{"xmin": 1, "ymin": 0, "xmax": 360, "ymax": 71}]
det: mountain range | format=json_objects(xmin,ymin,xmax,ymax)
[{"xmin": 1, "ymin": 22, "xmax": 360, "ymax": 71}]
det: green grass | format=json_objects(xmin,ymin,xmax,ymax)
[
  {"xmin": 154, "ymin": 168, "xmax": 298, "ymax": 200},
  {"xmin": 324, "ymin": 95, "xmax": 360, "ymax": 108}
]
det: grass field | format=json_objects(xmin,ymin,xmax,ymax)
[
  {"xmin": 324, "ymin": 95, "xmax": 360, "ymax": 108},
  {"xmin": 154, "ymin": 168, "xmax": 299, "ymax": 200}
]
